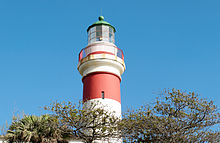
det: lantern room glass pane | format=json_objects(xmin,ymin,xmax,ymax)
[
  {"xmin": 90, "ymin": 27, "xmax": 95, "ymax": 33},
  {"xmin": 96, "ymin": 25, "xmax": 102, "ymax": 31},
  {"xmin": 109, "ymin": 27, "xmax": 113, "ymax": 33},
  {"xmin": 88, "ymin": 25, "xmax": 115, "ymax": 44},
  {"xmin": 109, "ymin": 27, "xmax": 114, "ymax": 43},
  {"xmin": 96, "ymin": 25, "xmax": 102, "ymax": 42},
  {"xmin": 102, "ymin": 25, "xmax": 109, "ymax": 40},
  {"xmin": 102, "ymin": 25, "xmax": 109, "ymax": 32},
  {"xmin": 96, "ymin": 31, "xmax": 102, "ymax": 37},
  {"xmin": 91, "ymin": 32, "xmax": 95, "ymax": 39}
]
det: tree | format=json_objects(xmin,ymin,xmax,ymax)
[
  {"xmin": 45, "ymin": 101, "xmax": 121, "ymax": 143},
  {"xmin": 6, "ymin": 114, "xmax": 70, "ymax": 143},
  {"xmin": 120, "ymin": 89, "xmax": 220, "ymax": 143}
]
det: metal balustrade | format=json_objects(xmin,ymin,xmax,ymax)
[{"xmin": 79, "ymin": 46, "xmax": 124, "ymax": 62}]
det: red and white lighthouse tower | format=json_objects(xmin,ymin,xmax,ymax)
[{"xmin": 77, "ymin": 16, "xmax": 125, "ymax": 118}]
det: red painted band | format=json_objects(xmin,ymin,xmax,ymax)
[
  {"xmin": 82, "ymin": 72, "xmax": 121, "ymax": 103},
  {"xmin": 86, "ymin": 51, "xmax": 115, "ymax": 57},
  {"xmin": 82, "ymin": 71, "xmax": 121, "ymax": 82}
]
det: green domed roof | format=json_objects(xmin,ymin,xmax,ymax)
[{"xmin": 87, "ymin": 16, "xmax": 116, "ymax": 32}]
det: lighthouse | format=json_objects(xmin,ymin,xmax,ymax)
[{"xmin": 77, "ymin": 16, "xmax": 125, "ymax": 119}]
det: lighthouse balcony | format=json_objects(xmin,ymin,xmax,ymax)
[
  {"xmin": 78, "ymin": 42, "xmax": 124, "ymax": 62},
  {"xmin": 77, "ymin": 42, "xmax": 125, "ymax": 78}
]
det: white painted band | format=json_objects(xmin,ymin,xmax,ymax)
[
  {"xmin": 83, "ymin": 98, "xmax": 122, "ymax": 118},
  {"xmin": 78, "ymin": 54, "xmax": 125, "ymax": 78}
]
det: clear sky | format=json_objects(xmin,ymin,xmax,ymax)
[{"xmin": 0, "ymin": 0, "xmax": 220, "ymax": 129}]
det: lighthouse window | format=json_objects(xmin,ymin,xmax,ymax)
[
  {"xmin": 96, "ymin": 25, "xmax": 102, "ymax": 31},
  {"xmin": 101, "ymin": 91, "xmax": 105, "ymax": 99},
  {"xmin": 90, "ymin": 32, "xmax": 95, "ymax": 39},
  {"xmin": 109, "ymin": 27, "xmax": 113, "ymax": 33},
  {"xmin": 96, "ymin": 31, "xmax": 102, "ymax": 37},
  {"xmin": 90, "ymin": 27, "xmax": 95, "ymax": 33},
  {"xmin": 102, "ymin": 26, "xmax": 108, "ymax": 42},
  {"xmin": 96, "ymin": 25, "xmax": 102, "ymax": 41},
  {"xmin": 109, "ymin": 27, "xmax": 115, "ymax": 43},
  {"xmin": 109, "ymin": 33, "xmax": 113, "ymax": 40},
  {"xmin": 88, "ymin": 25, "xmax": 115, "ymax": 44}
]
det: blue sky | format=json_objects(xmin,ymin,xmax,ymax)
[{"xmin": 0, "ymin": 0, "xmax": 220, "ymax": 129}]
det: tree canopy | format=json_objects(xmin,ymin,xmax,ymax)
[
  {"xmin": 120, "ymin": 89, "xmax": 220, "ymax": 143},
  {"xmin": 45, "ymin": 101, "xmax": 121, "ymax": 143},
  {"xmin": 4, "ymin": 89, "xmax": 220, "ymax": 143},
  {"xmin": 6, "ymin": 114, "xmax": 70, "ymax": 143}
]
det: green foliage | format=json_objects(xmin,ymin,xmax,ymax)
[
  {"xmin": 45, "ymin": 101, "xmax": 120, "ymax": 143},
  {"xmin": 120, "ymin": 89, "xmax": 220, "ymax": 143},
  {"xmin": 5, "ymin": 89, "xmax": 219, "ymax": 143},
  {"xmin": 6, "ymin": 114, "xmax": 69, "ymax": 143}
]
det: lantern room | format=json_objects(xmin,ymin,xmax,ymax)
[{"xmin": 87, "ymin": 16, "xmax": 116, "ymax": 44}]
